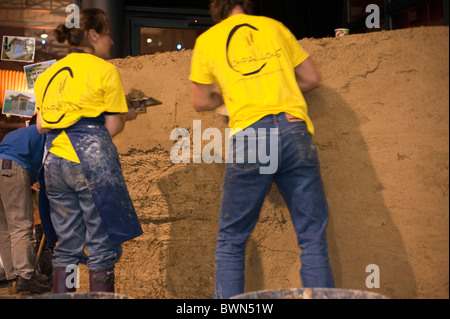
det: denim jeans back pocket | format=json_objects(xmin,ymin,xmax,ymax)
[
  {"xmin": 65, "ymin": 160, "xmax": 89, "ymax": 191},
  {"xmin": 230, "ymin": 135, "xmax": 262, "ymax": 172},
  {"xmin": 291, "ymin": 130, "xmax": 319, "ymax": 165}
]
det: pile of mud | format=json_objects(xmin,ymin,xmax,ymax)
[{"xmin": 77, "ymin": 26, "xmax": 448, "ymax": 299}]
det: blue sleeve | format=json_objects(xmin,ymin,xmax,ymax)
[{"xmin": 0, "ymin": 125, "xmax": 46, "ymax": 182}]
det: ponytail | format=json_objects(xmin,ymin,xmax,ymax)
[{"xmin": 52, "ymin": 8, "xmax": 111, "ymax": 48}]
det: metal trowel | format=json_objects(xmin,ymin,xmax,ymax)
[{"xmin": 127, "ymin": 96, "xmax": 162, "ymax": 114}]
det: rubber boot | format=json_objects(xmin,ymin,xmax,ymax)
[
  {"xmin": 52, "ymin": 267, "xmax": 76, "ymax": 293},
  {"xmin": 89, "ymin": 269, "xmax": 114, "ymax": 292}
]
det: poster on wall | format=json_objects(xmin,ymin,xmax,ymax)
[
  {"xmin": 1, "ymin": 36, "xmax": 36, "ymax": 63},
  {"xmin": 2, "ymin": 90, "xmax": 36, "ymax": 118},
  {"xmin": 24, "ymin": 60, "xmax": 56, "ymax": 89}
]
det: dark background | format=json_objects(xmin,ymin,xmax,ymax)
[
  {"xmin": 124, "ymin": 0, "xmax": 347, "ymax": 39},
  {"xmin": 123, "ymin": 0, "xmax": 447, "ymax": 38}
]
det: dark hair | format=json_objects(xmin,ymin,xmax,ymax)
[
  {"xmin": 210, "ymin": 0, "xmax": 254, "ymax": 23},
  {"xmin": 53, "ymin": 8, "xmax": 111, "ymax": 48}
]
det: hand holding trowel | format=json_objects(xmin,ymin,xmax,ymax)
[{"xmin": 126, "ymin": 89, "xmax": 162, "ymax": 114}]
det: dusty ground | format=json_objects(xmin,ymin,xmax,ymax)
[{"xmin": 73, "ymin": 26, "xmax": 448, "ymax": 299}]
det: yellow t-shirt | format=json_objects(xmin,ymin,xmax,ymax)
[
  {"xmin": 190, "ymin": 14, "xmax": 314, "ymax": 135},
  {"xmin": 34, "ymin": 53, "xmax": 128, "ymax": 162}
]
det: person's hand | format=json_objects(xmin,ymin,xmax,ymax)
[{"xmin": 124, "ymin": 107, "xmax": 138, "ymax": 121}]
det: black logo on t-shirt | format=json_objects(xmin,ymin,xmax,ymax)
[
  {"xmin": 226, "ymin": 24, "xmax": 266, "ymax": 76},
  {"xmin": 226, "ymin": 23, "xmax": 282, "ymax": 78},
  {"xmin": 41, "ymin": 66, "xmax": 74, "ymax": 124}
]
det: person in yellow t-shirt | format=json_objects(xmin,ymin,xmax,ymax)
[
  {"xmin": 34, "ymin": 8, "xmax": 143, "ymax": 294},
  {"xmin": 36, "ymin": 51, "xmax": 130, "ymax": 163},
  {"xmin": 190, "ymin": 0, "xmax": 335, "ymax": 299}
]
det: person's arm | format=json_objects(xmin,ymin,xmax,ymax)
[
  {"xmin": 294, "ymin": 57, "xmax": 322, "ymax": 93},
  {"xmin": 191, "ymin": 82, "xmax": 224, "ymax": 112},
  {"xmin": 104, "ymin": 113, "xmax": 126, "ymax": 138},
  {"xmin": 104, "ymin": 107, "xmax": 138, "ymax": 138},
  {"xmin": 36, "ymin": 112, "xmax": 50, "ymax": 134}
]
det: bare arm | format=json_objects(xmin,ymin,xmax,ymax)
[
  {"xmin": 294, "ymin": 57, "xmax": 322, "ymax": 93},
  {"xmin": 104, "ymin": 113, "xmax": 126, "ymax": 138},
  {"xmin": 36, "ymin": 112, "xmax": 50, "ymax": 134},
  {"xmin": 191, "ymin": 82, "xmax": 224, "ymax": 112},
  {"xmin": 104, "ymin": 106, "xmax": 138, "ymax": 138}
]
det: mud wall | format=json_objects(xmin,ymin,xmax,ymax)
[{"xmin": 79, "ymin": 26, "xmax": 448, "ymax": 299}]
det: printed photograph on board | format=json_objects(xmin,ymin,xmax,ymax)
[
  {"xmin": 24, "ymin": 60, "xmax": 56, "ymax": 89},
  {"xmin": 1, "ymin": 36, "xmax": 36, "ymax": 63},
  {"xmin": 2, "ymin": 90, "xmax": 36, "ymax": 117}
]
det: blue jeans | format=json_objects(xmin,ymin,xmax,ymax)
[
  {"xmin": 44, "ymin": 152, "xmax": 122, "ymax": 271},
  {"xmin": 214, "ymin": 113, "xmax": 335, "ymax": 299}
]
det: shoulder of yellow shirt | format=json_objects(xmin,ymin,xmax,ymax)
[
  {"xmin": 43, "ymin": 53, "xmax": 117, "ymax": 76},
  {"xmin": 35, "ymin": 53, "xmax": 119, "ymax": 95}
]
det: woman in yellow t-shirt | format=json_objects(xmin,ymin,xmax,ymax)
[{"xmin": 34, "ymin": 8, "xmax": 143, "ymax": 294}]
